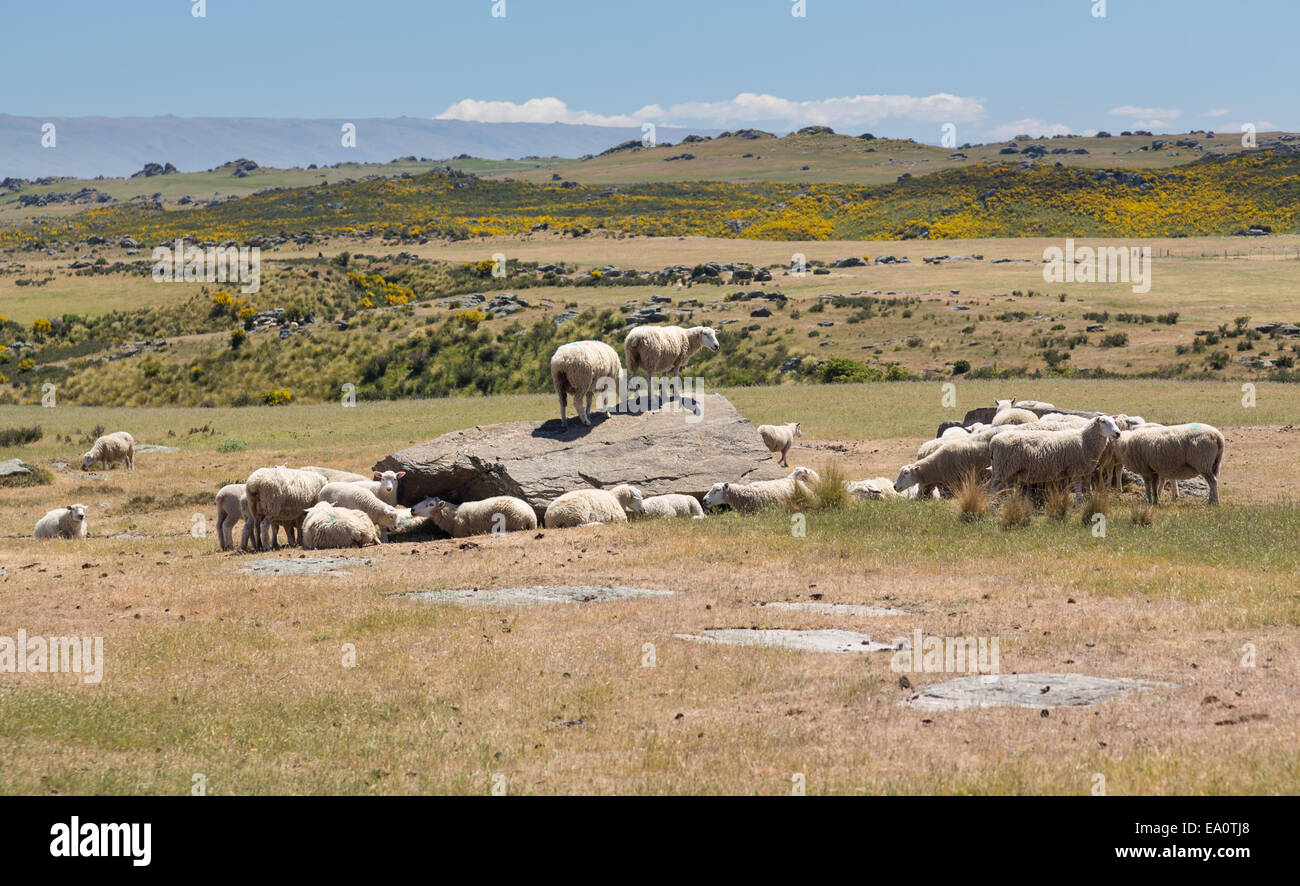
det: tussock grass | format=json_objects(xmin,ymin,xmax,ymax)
[
  {"xmin": 1081, "ymin": 486, "xmax": 1112, "ymax": 527},
  {"xmin": 953, "ymin": 470, "xmax": 988, "ymax": 522},
  {"xmin": 1130, "ymin": 502, "xmax": 1155, "ymax": 526},
  {"xmin": 806, "ymin": 462, "xmax": 850, "ymax": 511},
  {"xmin": 1044, "ymin": 483, "xmax": 1071, "ymax": 521},
  {"xmin": 999, "ymin": 490, "xmax": 1034, "ymax": 529}
]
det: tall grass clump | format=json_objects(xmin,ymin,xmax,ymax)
[
  {"xmin": 807, "ymin": 462, "xmax": 850, "ymax": 511},
  {"xmin": 1000, "ymin": 489, "xmax": 1034, "ymax": 528},
  {"xmin": 1044, "ymin": 483, "xmax": 1071, "ymax": 521},
  {"xmin": 953, "ymin": 470, "xmax": 988, "ymax": 522},
  {"xmin": 1080, "ymin": 486, "xmax": 1111, "ymax": 527}
]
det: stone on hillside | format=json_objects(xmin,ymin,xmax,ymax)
[
  {"xmin": 903, "ymin": 673, "xmax": 1173, "ymax": 711},
  {"xmin": 0, "ymin": 458, "xmax": 35, "ymax": 479},
  {"xmin": 373, "ymin": 393, "xmax": 786, "ymax": 515}
]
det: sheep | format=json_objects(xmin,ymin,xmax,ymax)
[
  {"xmin": 940, "ymin": 425, "xmax": 972, "ymax": 440},
  {"xmin": 623, "ymin": 325, "xmax": 720, "ymax": 397},
  {"xmin": 990, "ymin": 407, "xmax": 1040, "ymax": 426},
  {"xmin": 702, "ymin": 467, "xmax": 817, "ymax": 512},
  {"xmin": 300, "ymin": 502, "xmax": 379, "ymax": 550},
  {"xmin": 81, "ymin": 431, "xmax": 135, "ymax": 471},
  {"xmin": 995, "ymin": 398, "xmax": 1055, "ymax": 412},
  {"xmin": 215, "ymin": 483, "xmax": 255, "ymax": 552},
  {"xmin": 543, "ymin": 484, "xmax": 645, "ymax": 528},
  {"xmin": 894, "ymin": 434, "xmax": 999, "ymax": 496},
  {"xmin": 245, "ymin": 466, "xmax": 328, "ymax": 550},
  {"xmin": 550, "ymin": 340, "xmax": 623, "ymax": 429},
  {"xmin": 317, "ymin": 481, "xmax": 414, "ymax": 539},
  {"xmin": 847, "ymin": 477, "xmax": 906, "ymax": 501},
  {"xmin": 34, "ymin": 504, "xmax": 88, "ymax": 540},
  {"xmin": 989, "ymin": 415, "xmax": 1122, "ymax": 500},
  {"xmin": 757, "ymin": 422, "xmax": 801, "ymax": 467},
  {"xmin": 302, "ymin": 466, "xmax": 371, "ymax": 483},
  {"xmin": 639, "ymin": 493, "xmax": 705, "ymax": 518},
  {"xmin": 411, "ymin": 495, "xmax": 537, "ymax": 537},
  {"xmin": 1112, "ymin": 422, "xmax": 1224, "ymax": 505}
]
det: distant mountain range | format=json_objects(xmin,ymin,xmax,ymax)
[{"xmin": 0, "ymin": 115, "xmax": 718, "ymax": 179}]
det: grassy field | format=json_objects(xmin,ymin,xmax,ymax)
[{"xmin": 0, "ymin": 383, "xmax": 1296, "ymax": 794}]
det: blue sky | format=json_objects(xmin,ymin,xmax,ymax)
[{"xmin": 4, "ymin": 0, "xmax": 1295, "ymax": 141}]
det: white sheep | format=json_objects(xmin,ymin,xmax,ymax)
[
  {"xmin": 543, "ymin": 484, "xmax": 645, "ymax": 528},
  {"xmin": 939, "ymin": 425, "xmax": 971, "ymax": 440},
  {"xmin": 245, "ymin": 466, "xmax": 328, "ymax": 550},
  {"xmin": 81, "ymin": 431, "xmax": 135, "ymax": 471},
  {"xmin": 847, "ymin": 477, "xmax": 906, "ymax": 500},
  {"xmin": 317, "ymin": 481, "xmax": 414, "ymax": 540},
  {"xmin": 991, "ymin": 407, "xmax": 1040, "ymax": 426},
  {"xmin": 302, "ymin": 466, "xmax": 371, "ymax": 483},
  {"xmin": 215, "ymin": 483, "xmax": 255, "ymax": 552},
  {"xmin": 301, "ymin": 502, "xmax": 379, "ymax": 549},
  {"xmin": 894, "ymin": 434, "xmax": 998, "ymax": 496},
  {"xmin": 989, "ymin": 415, "xmax": 1121, "ymax": 499},
  {"xmin": 33, "ymin": 503, "xmax": 88, "ymax": 539},
  {"xmin": 639, "ymin": 493, "xmax": 705, "ymax": 518},
  {"xmin": 623, "ymin": 324, "xmax": 720, "ymax": 396},
  {"xmin": 412, "ymin": 495, "xmax": 537, "ymax": 537},
  {"xmin": 1113, "ymin": 422, "xmax": 1224, "ymax": 505},
  {"xmin": 703, "ymin": 467, "xmax": 818, "ymax": 512},
  {"xmin": 550, "ymin": 340, "xmax": 623, "ymax": 429},
  {"xmin": 757, "ymin": 422, "xmax": 802, "ymax": 467}
]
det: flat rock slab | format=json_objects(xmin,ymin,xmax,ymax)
[
  {"xmin": 755, "ymin": 601, "xmax": 911, "ymax": 617},
  {"xmin": 408, "ymin": 585, "xmax": 676, "ymax": 606},
  {"xmin": 904, "ymin": 673, "xmax": 1174, "ymax": 712},
  {"xmin": 134, "ymin": 444, "xmax": 179, "ymax": 454},
  {"xmin": 373, "ymin": 392, "xmax": 785, "ymax": 515},
  {"xmin": 675, "ymin": 628, "xmax": 895, "ymax": 654},
  {"xmin": 0, "ymin": 459, "xmax": 34, "ymax": 478},
  {"xmin": 238, "ymin": 557, "xmax": 373, "ymax": 575}
]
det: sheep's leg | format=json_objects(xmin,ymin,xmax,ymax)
[
  {"xmin": 780, "ymin": 445, "xmax": 789, "ymax": 468},
  {"xmin": 581, "ymin": 392, "xmax": 593, "ymax": 426},
  {"xmin": 217, "ymin": 516, "xmax": 231, "ymax": 551},
  {"xmin": 1205, "ymin": 473, "xmax": 1219, "ymax": 506},
  {"xmin": 557, "ymin": 388, "xmax": 568, "ymax": 430},
  {"xmin": 1169, "ymin": 477, "xmax": 1181, "ymax": 501},
  {"xmin": 1145, "ymin": 472, "xmax": 1160, "ymax": 505}
]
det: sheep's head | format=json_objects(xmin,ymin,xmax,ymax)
[
  {"xmin": 611, "ymin": 484, "xmax": 645, "ymax": 514},
  {"xmin": 703, "ymin": 482, "xmax": 729, "ymax": 507},
  {"xmin": 68, "ymin": 503, "xmax": 88, "ymax": 521},
  {"xmin": 791, "ymin": 466, "xmax": 819, "ymax": 484},
  {"xmin": 373, "ymin": 470, "xmax": 406, "ymax": 496},
  {"xmin": 994, "ymin": 398, "xmax": 1014, "ymax": 410},
  {"xmin": 692, "ymin": 326, "xmax": 720, "ymax": 352},
  {"xmin": 410, "ymin": 497, "xmax": 442, "ymax": 518},
  {"xmin": 894, "ymin": 465, "xmax": 919, "ymax": 493},
  {"xmin": 1095, "ymin": 415, "xmax": 1122, "ymax": 440},
  {"xmin": 303, "ymin": 501, "xmax": 333, "ymax": 518},
  {"xmin": 793, "ymin": 422, "xmax": 803, "ymax": 437},
  {"xmin": 79, "ymin": 452, "xmax": 94, "ymax": 470}
]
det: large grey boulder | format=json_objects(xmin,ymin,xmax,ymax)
[
  {"xmin": 373, "ymin": 393, "xmax": 787, "ymax": 515},
  {"xmin": 0, "ymin": 459, "xmax": 35, "ymax": 479}
]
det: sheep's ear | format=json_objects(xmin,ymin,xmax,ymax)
[
  {"xmin": 373, "ymin": 471, "xmax": 382, "ymax": 479},
  {"xmin": 396, "ymin": 472, "xmax": 406, "ymax": 479}
]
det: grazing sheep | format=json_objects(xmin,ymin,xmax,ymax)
[
  {"xmin": 301, "ymin": 502, "xmax": 379, "ymax": 550},
  {"xmin": 757, "ymin": 422, "xmax": 802, "ymax": 467},
  {"xmin": 894, "ymin": 434, "xmax": 999, "ymax": 496},
  {"xmin": 302, "ymin": 466, "xmax": 371, "ymax": 483},
  {"xmin": 245, "ymin": 466, "xmax": 328, "ymax": 550},
  {"xmin": 991, "ymin": 407, "xmax": 1040, "ymax": 426},
  {"xmin": 412, "ymin": 495, "xmax": 537, "ymax": 537},
  {"xmin": 1113, "ymin": 422, "xmax": 1224, "ymax": 505},
  {"xmin": 551, "ymin": 340, "xmax": 623, "ymax": 429},
  {"xmin": 215, "ymin": 483, "xmax": 255, "ymax": 552},
  {"xmin": 847, "ymin": 477, "xmax": 906, "ymax": 501},
  {"xmin": 916, "ymin": 437, "xmax": 947, "ymax": 461},
  {"xmin": 317, "ymin": 482, "xmax": 414, "ymax": 540},
  {"xmin": 544, "ymin": 484, "xmax": 644, "ymax": 528},
  {"xmin": 703, "ymin": 467, "xmax": 817, "ymax": 512},
  {"xmin": 989, "ymin": 415, "xmax": 1122, "ymax": 499},
  {"xmin": 639, "ymin": 493, "xmax": 705, "ymax": 518},
  {"xmin": 623, "ymin": 325, "xmax": 720, "ymax": 394},
  {"xmin": 81, "ymin": 431, "xmax": 135, "ymax": 471},
  {"xmin": 33, "ymin": 504, "xmax": 88, "ymax": 540}
]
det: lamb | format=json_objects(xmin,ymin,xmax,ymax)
[
  {"xmin": 543, "ymin": 484, "xmax": 645, "ymax": 528},
  {"xmin": 412, "ymin": 495, "xmax": 537, "ymax": 537},
  {"xmin": 989, "ymin": 415, "xmax": 1122, "ymax": 499},
  {"xmin": 300, "ymin": 502, "xmax": 379, "ymax": 549},
  {"xmin": 639, "ymin": 493, "xmax": 705, "ymax": 518},
  {"xmin": 990, "ymin": 407, "xmax": 1040, "ymax": 426},
  {"xmin": 847, "ymin": 477, "xmax": 906, "ymax": 501},
  {"xmin": 244, "ymin": 466, "xmax": 328, "ymax": 550},
  {"xmin": 757, "ymin": 422, "xmax": 801, "ymax": 467},
  {"xmin": 550, "ymin": 340, "xmax": 623, "ymax": 429},
  {"xmin": 702, "ymin": 466, "xmax": 818, "ymax": 512},
  {"xmin": 1112, "ymin": 422, "xmax": 1224, "ymax": 505},
  {"xmin": 894, "ymin": 434, "xmax": 999, "ymax": 496},
  {"xmin": 623, "ymin": 324, "xmax": 720, "ymax": 395},
  {"xmin": 317, "ymin": 481, "xmax": 414, "ymax": 539},
  {"xmin": 302, "ymin": 466, "xmax": 371, "ymax": 483},
  {"xmin": 215, "ymin": 483, "xmax": 255, "ymax": 552},
  {"xmin": 33, "ymin": 504, "xmax": 88, "ymax": 539},
  {"xmin": 81, "ymin": 431, "xmax": 135, "ymax": 471}
]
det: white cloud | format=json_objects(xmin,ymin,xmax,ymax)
[
  {"xmin": 436, "ymin": 92, "xmax": 986, "ymax": 132},
  {"xmin": 1110, "ymin": 105, "xmax": 1182, "ymax": 119},
  {"xmin": 984, "ymin": 118, "xmax": 1073, "ymax": 141},
  {"xmin": 1204, "ymin": 108, "xmax": 1230, "ymax": 117},
  {"xmin": 1132, "ymin": 119, "xmax": 1173, "ymax": 132}
]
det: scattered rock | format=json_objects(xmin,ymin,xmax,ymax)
[
  {"xmin": 754, "ymin": 601, "xmax": 911, "ymax": 617},
  {"xmin": 406, "ymin": 586, "xmax": 675, "ymax": 606},
  {"xmin": 674, "ymin": 628, "xmax": 895, "ymax": 654},
  {"xmin": 238, "ymin": 557, "xmax": 372, "ymax": 575},
  {"xmin": 903, "ymin": 673, "xmax": 1173, "ymax": 712}
]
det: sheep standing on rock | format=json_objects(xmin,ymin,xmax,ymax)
[
  {"xmin": 544, "ymin": 485, "xmax": 645, "ymax": 528},
  {"xmin": 317, "ymin": 482, "xmax": 413, "ymax": 540},
  {"xmin": 757, "ymin": 422, "xmax": 801, "ymax": 467},
  {"xmin": 623, "ymin": 325, "xmax": 719, "ymax": 398},
  {"xmin": 639, "ymin": 493, "xmax": 705, "ymax": 518},
  {"xmin": 551, "ymin": 340, "xmax": 623, "ymax": 429},
  {"xmin": 703, "ymin": 467, "xmax": 817, "ymax": 512},
  {"xmin": 82, "ymin": 432, "xmax": 135, "ymax": 471},
  {"xmin": 301, "ymin": 502, "xmax": 379, "ymax": 550},
  {"xmin": 215, "ymin": 483, "xmax": 255, "ymax": 552},
  {"xmin": 245, "ymin": 466, "xmax": 328, "ymax": 550},
  {"xmin": 1113, "ymin": 422, "xmax": 1224, "ymax": 505},
  {"xmin": 34, "ymin": 504, "xmax": 88, "ymax": 539},
  {"xmin": 412, "ymin": 496, "xmax": 537, "ymax": 537},
  {"xmin": 989, "ymin": 415, "xmax": 1121, "ymax": 500}
]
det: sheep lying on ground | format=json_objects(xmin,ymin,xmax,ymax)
[
  {"xmin": 757, "ymin": 422, "xmax": 801, "ymax": 467},
  {"xmin": 847, "ymin": 477, "xmax": 906, "ymax": 500},
  {"xmin": 544, "ymin": 485, "xmax": 645, "ymax": 528},
  {"xmin": 639, "ymin": 493, "xmax": 705, "ymax": 518},
  {"xmin": 1113, "ymin": 422, "xmax": 1224, "ymax": 505},
  {"xmin": 703, "ymin": 467, "xmax": 818, "ymax": 512},
  {"xmin": 624, "ymin": 324, "xmax": 719, "ymax": 391},
  {"xmin": 989, "ymin": 415, "xmax": 1121, "ymax": 499},
  {"xmin": 991, "ymin": 407, "xmax": 1039, "ymax": 426},
  {"xmin": 895, "ymin": 434, "xmax": 998, "ymax": 496},
  {"xmin": 317, "ymin": 482, "xmax": 413, "ymax": 539},
  {"xmin": 551, "ymin": 340, "xmax": 623, "ymax": 429},
  {"xmin": 302, "ymin": 466, "xmax": 371, "ymax": 483},
  {"xmin": 301, "ymin": 502, "xmax": 379, "ymax": 549},
  {"xmin": 215, "ymin": 483, "xmax": 254, "ymax": 552},
  {"xmin": 412, "ymin": 495, "xmax": 537, "ymax": 537},
  {"xmin": 81, "ymin": 432, "xmax": 135, "ymax": 471},
  {"xmin": 34, "ymin": 504, "xmax": 88, "ymax": 539},
  {"xmin": 245, "ymin": 466, "xmax": 328, "ymax": 550}
]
